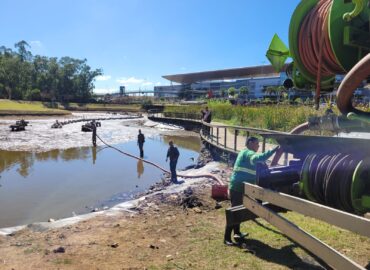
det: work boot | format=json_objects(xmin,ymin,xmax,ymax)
[
  {"xmin": 233, "ymin": 232, "xmax": 249, "ymax": 241},
  {"xmin": 223, "ymin": 239, "xmax": 234, "ymax": 246}
]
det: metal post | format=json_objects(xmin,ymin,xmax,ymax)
[
  {"xmin": 224, "ymin": 128, "xmax": 227, "ymax": 149},
  {"xmin": 262, "ymin": 137, "xmax": 266, "ymax": 152},
  {"xmin": 234, "ymin": 129, "xmax": 238, "ymax": 151},
  {"xmin": 211, "ymin": 125, "xmax": 213, "ymax": 142},
  {"xmin": 284, "ymin": 152, "xmax": 288, "ymax": 166},
  {"xmin": 217, "ymin": 127, "xmax": 219, "ymax": 145}
]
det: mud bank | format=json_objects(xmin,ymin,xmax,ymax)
[{"xmin": 0, "ymin": 112, "xmax": 182, "ymax": 152}]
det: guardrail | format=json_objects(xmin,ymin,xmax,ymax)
[{"xmin": 148, "ymin": 110, "xmax": 288, "ymax": 162}]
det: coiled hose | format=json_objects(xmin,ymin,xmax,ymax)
[
  {"xmin": 299, "ymin": 0, "xmax": 345, "ymax": 107},
  {"xmin": 302, "ymin": 153, "xmax": 363, "ymax": 213}
]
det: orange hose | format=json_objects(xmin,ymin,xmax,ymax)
[{"xmin": 298, "ymin": 0, "xmax": 345, "ymax": 107}]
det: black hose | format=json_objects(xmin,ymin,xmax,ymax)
[{"xmin": 303, "ymin": 152, "xmax": 362, "ymax": 213}]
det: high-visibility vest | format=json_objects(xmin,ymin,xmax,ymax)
[{"xmin": 229, "ymin": 148, "xmax": 277, "ymax": 192}]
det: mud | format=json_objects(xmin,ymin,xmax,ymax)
[{"xmin": 0, "ymin": 112, "xmax": 181, "ymax": 152}]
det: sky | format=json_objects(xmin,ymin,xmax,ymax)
[{"xmin": 0, "ymin": 0, "xmax": 301, "ymax": 94}]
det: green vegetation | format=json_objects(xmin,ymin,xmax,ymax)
[
  {"xmin": 0, "ymin": 41, "xmax": 102, "ymax": 103},
  {"xmin": 164, "ymin": 100, "xmax": 327, "ymax": 132},
  {"xmin": 0, "ymin": 99, "xmax": 142, "ymax": 115},
  {"xmin": 155, "ymin": 209, "xmax": 369, "ymax": 270},
  {"xmin": 0, "ymin": 99, "xmax": 69, "ymax": 115}
]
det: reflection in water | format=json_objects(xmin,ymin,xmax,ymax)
[
  {"xmin": 0, "ymin": 135, "xmax": 201, "ymax": 228},
  {"xmin": 0, "ymin": 147, "xmax": 91, "ymax": 177},
  {"xmin": 162, "ymin": 134, "xmax": 201, "ymax": 152},
  {"xmin": 137, "ymin": 160, "xmax": 144, "ymax": 178},
  {"xmin": 92, "ymin": 147, "xmax": 97, "ymax": 165}
]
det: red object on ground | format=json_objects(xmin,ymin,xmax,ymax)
[{"xmin": 211, "ymin": 184, "xmax": 229, "ymax": 200}]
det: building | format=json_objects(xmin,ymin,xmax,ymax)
[{"xmin": 155, "ymin": 64, "xmax": 289, "ymax": 99}]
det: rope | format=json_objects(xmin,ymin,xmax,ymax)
[{"xmin": 95, "ymin": 133, "xmax": 224, "ymax": 185}]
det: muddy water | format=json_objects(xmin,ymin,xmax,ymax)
[{"xmin": 0, "ymin": 113, "xmax": 201, "ymax": 228}]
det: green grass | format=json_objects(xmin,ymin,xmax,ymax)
[
  {"xmin": 0, "ymin": 99, "xmax": 69, "ymax": 115},
  {"xmin": 164, "ymin": 101, "xmax": 328, "ymax": 132},
  {"xmin": 165, "ymin": 209, "xmax": 370, "ymax": 270},
  {"xmin": 0, "ymin": 99, "xmax": 142, "ymax": 115}
]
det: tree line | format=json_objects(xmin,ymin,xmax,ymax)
[{"xmin": 0, "ymin": 41, "xmax": 102, "ymax": 102}]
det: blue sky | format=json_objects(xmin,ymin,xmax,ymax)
[{"xmin": 0, "ymin": 0, "xmax": 300, "ymax": 93}]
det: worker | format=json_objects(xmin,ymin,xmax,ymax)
[
  {"xmin": 166, "ymin": 140, "xmax": 180, "ymax": 183},
  {"xmin": 224, "ymin": 136, "xmax": 280, "ymax": 246},
  {"xmin": 137, "ymin": 129, "xmax": 145, "ymax": 158},
  {"xmin": 201, "ymin": 106, "xmax": 212, "ymax": 136}
]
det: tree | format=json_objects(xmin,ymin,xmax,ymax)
[
  {"xmin": 14, "ymin": 40, "xmax": 32, "ymax": 62},
  {"xmin": 0, "ymin": 41, "xmax": 102, "ymax": 102},
  {"xmin": 228, "ymin": 87, "xmax": 236, "ymax": 97},
  {"xmin": 239, "ymin": 86, "xmax": 249, "ymax": 97},
  {"xmin": 25, "ymin": 88, "xmax": 41, "ymax": 101}
]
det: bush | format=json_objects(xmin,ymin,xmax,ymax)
[{"xmin": 25, "ymin": 88, "xmax": 41, "ymax": 101}]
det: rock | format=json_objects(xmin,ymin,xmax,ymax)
[
  {"xmin": 148, "ymin": 244, "xmax": 159, "ymax": 249},
  {"xmin": 193, "ymin": 207, "xmax": 202, "ymax": 213},
  {"xmin": 215, "ymin": 202, "xmax": 222, "ymax": 209},
  {"xmin": 53, "ymin": 247, "xmax": 65, "ymax": 253},
  {"xmin": 109, "ymin": 243, "xmax": 119, "ymax": 248},
  {"xmin": 48, "ymin": 218, "xmax": 55, "ymax": 222}
]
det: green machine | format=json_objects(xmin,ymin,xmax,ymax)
[
  {"xmin": 265, "ymin": 0, "xmax": 370, "ymax": 215},
  {"xmin": 267, "ymin": 0, "xmax": 370, "ymax": 91}
]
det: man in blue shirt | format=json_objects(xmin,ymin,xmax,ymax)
[{"xmin": 166, "ymin": 141, "xmax": 180, "ymax": 183}]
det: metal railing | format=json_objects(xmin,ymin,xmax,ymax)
[{"xmin": 148, "ymin": 110, "xmax": 288, "ymax": 160}]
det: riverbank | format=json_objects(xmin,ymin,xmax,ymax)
[
  {"xmin": 0, "ymin": 156, "xmax": 369, "ymax": 269},
  {"xmin": 0, "ymin": 99, "xmax": 142, "ymax": 116},
  {"xmin": 0, "ymin": 113, "xmax": 369, "ymax": 269}
]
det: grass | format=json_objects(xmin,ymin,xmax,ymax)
[
  {"xmin": 0, "ymin": 99, "xmax": 142, "ymax": 115},
  {"xmin": 53, "ymin": 258, "xmax": 73, "ymax": 265},
  {"xmin": 164, "ymin": 208, "xmax": 370, "ymax": 270},
  {"xmin": 164, "ymin": 101, "xmax": 328, "ymax": 132},
  {"xmin": 0, "ymin": 99, "xmax": 69, "ymax": 115}
]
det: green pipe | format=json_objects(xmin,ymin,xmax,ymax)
[
  {"xmin": 347, "ymin": 112, "xmax": 370, "ymax": 125},
  {"xmin": 343, "ymin": 0, "xmax": 365, "ymax": 22}
]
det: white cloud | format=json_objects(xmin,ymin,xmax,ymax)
[
  {"xmin": 29, "ymin": 40, "xmax": 45, "ymax": 55},
  {"xmin": 93, "ymin": 88, "xmax": 117, "ymax": 94},
  {"xmin": 116, "ymin": 77, "xmax": 144, "ymax": 84},
  {"xmin": 142, "ymin": 82, "xmax": 153, "ymax": 86},
  {"xmin": 30, "ymin": 40, "xmax": 42, "ymax": 48},
  {"xmin": 96, "ymin": 75, "xmax": 111, "ymax": 81}
]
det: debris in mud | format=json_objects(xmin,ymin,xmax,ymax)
[
  {"xmin": 53, "ymin": 246, "xmax": 65, "ymax": 253},
  {"xmin": 109, "ymin": 243, "xmax": 119, "ymax": 248},
  {"xmin": 194, "ymin": 146, "xmax": 214, "ymax": 169},
  {"xmin": 180, "ymin": 195, "xmax": 203, "ymax": 210}
]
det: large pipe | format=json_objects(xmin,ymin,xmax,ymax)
[
  {"xmin": 271, "ymin": 122, "xmax": 310, "ymax": 166},
  {"xmin": 337, "ymin": 53, "xmax": 370, "ymax": 117}
]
